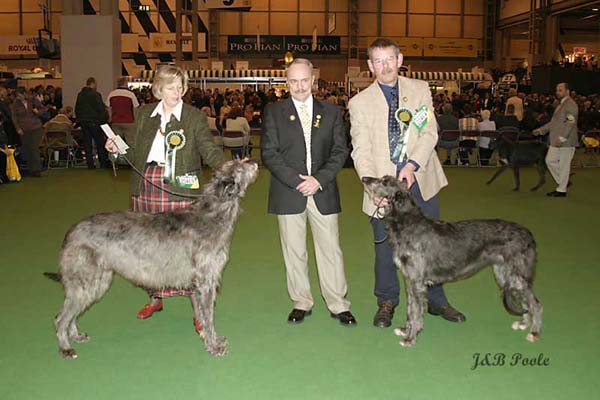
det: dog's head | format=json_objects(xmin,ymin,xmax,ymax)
[
  {"xmin": 361, "ymin": 176, "xmax": 413, "ymax": 214},
  {"xmin": 213, "ymin": 159, "xmax": 259, "ymax": 199}
]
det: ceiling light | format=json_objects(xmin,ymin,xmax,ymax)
[{"xmin": 592, "ymin": 8, "xmax": 599, "ymax": 11}]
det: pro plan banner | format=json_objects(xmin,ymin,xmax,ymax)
[{"xmin": 228, "ymin": 35, "xmax": 341, "ymax": 55}]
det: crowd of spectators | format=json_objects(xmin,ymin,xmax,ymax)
[{"xmin": 1, "ymin": 77, "xmax": 599, "ymax": 183}]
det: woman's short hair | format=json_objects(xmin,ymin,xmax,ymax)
[
  {"xmin": 480, "ymin": 109, "xmax": 491, "ymax": 120},
  {"xmin": 228, "ymin": 106, "xmax": 243, "ymax": 119},
  {"xmin": 151, "ymin": 65, "xmax": 189, "ymax": 100}
]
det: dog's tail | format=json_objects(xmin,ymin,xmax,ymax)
[
  {"xmin": 44, "ymin": 272, "xmax": 62, "ymax": 282},
  {"xmin": 502, "ymin": 288, "xmax": 528, "ymax": 316}
]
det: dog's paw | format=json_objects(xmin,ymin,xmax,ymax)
[
  {"xmin": 526, "ymin": 332, "xmax": 540, "ymax": 342},
  {"xmin": 59, "ymin": 348, "xmax": 78, "ymax": 360},
  {"xmin": 206, "ymin": 336, "xmax": 229, "ymax": 357},
  {"xmin": 486, "ymin": 181, "xmax": 492, "ymax": 185},
  {"xmin": 393, "ymin": 327, "xmax": 408, "ymax": 337},
  {"xmin": 512, "ymin": 188, "xmax": 520, "ymax": 192},
  {"xmin": 511, "ymin": 320, "xmax": 528, "ymax": 331},
  {"xmin": 399, "ymin": 338, "xmax": 415, "ymax": 348},
  {"xmin": 72, "ymin": 333, "xmax": 90, "ymax": 343}
]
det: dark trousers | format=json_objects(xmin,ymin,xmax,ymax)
[
  {"xmin": 21, "ymin": 128, "xmax": 43, "ymax": 173},
  {"xmin": 0, "ymin": 149, "xmax": 7, "ymax": 182},
  {"xmin": 370, "ymin": 176, "xmax": 449, "ymax": 309},
  {"xmin": 79, "ymin": 120, "xmax": 109, "ymax": 168}
]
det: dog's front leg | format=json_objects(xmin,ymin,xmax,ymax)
[
  {"xmin": 196, "ymin": 280, "xmax": 228, "ymax": 356},
  {"xmin": 191, "ymin": 290, "xmax": 205, "ymax": 339},
  {"xmin": 486, "ymin": 164, "xmax": 508, "ymax": 185},
  {"xmin": 395, "ymin": 282, "xmax": 426, "ymax": 347},
  {"xmin": 511, "ymin": 163, "xmax": 521, "ymax": 191}
]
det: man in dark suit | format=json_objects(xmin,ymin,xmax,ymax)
[{"xmin": 261, "ymin": 58, "xmax": 356, "ymax": 326}]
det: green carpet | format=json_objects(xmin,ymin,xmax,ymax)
[{"xmin": 0, "ymin": 164, "xmax": 598, "ymax": 399}]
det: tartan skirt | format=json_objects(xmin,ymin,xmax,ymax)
[{"xmin": 132, "ymin": 164, "xmax": 194, "ymax": 298}]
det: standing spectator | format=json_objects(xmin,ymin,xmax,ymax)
[
  {"xmin": 505, "ymin": 88, "xmax": 524, "ymax": 121},
  {"xmin": 11, "ymin": 87, "xmax": 44, "ymax": 177},
  {"xmin": 436, "ymin": 103, "xmax": 459, "ymax": 165},
  {"xmin": 75, "ymin": 77, "xmax": 110, "ymax": 169},
  {"xmin": 105, "ymin": 77, "xmax": 139, "ymax": 147},
  {"xmin": 534, "ymin": 82, "xmax": 578, "ymax": 197}
]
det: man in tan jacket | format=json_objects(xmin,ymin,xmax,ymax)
[
  {"xmin": 349, "ymin": 38, "xmax": 465, "ymax": 328},
  {"xmin": 534, "ymin": 82, "xmax": 578, "ymax": 197}
]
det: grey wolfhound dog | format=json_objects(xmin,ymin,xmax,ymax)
[
  {"xmin": 52, "ymin": 159, "xmax": 258, "ymax": 359},
  {"xmin": 362, "ymin": 176, "xmax": 543, "ymax": 347}
]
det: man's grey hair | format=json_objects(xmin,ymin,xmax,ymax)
[{"xmin": 286, "ymin": 58, "xmax": 314, "ymax": 75}]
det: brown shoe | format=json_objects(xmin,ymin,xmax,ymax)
[
  {"xmin": 428, "ymin": 304, "xmax": 466, "ymax": 323},
  {"xmin": 373, "ymin": 300, "xmax": 395, "ymax": 328}
]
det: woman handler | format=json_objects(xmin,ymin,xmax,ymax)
[{"xmin": 106, "ymin": 65, "xmax": 226, "ymax": 333}]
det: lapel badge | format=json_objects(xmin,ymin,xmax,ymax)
[
  {"xmin": 313, "ymin": 114, "xmax": 322, "ymax": 128},
  {"xmin": 402, "ymin": 96, "xmax": 408, "ymax": 103},
  {"xmin": 290, "ymin": 115, "xmax": 296, "ymax": 121}
]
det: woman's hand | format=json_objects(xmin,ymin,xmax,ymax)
[{"xmin": 105, "ymin": 138, "xmax": 119, "ymax": 153}]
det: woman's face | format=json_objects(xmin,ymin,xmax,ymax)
[{"xmin": 161, "ymin": 78, "xmax": 184, "ymax": 109}]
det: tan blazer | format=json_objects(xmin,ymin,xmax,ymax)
[
  {"xmin": 539, "ymin": 96, "xmax": 579, "ymax": 147},
  {"xmin": 349, "ymin": 76, "xmax": 448, "ymax": 216}
]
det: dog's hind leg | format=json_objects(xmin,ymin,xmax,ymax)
[
  {"xmin": 66, "ymin": 269, "xmax": 113, "ymax": 344},
  {"xmin": 523, "ymin": 289, "xmax": 543, "ymax": 342},
  {"xmin": 530, "ymin": 160, "xmax": 547, "ymax": 191},
  {"xmin": 195, "ymin": 279, "xmax": 228, "ymax": 356}
]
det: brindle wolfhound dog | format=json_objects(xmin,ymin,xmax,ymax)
[
  {"xmin": 362, "ymin": 176, "xmax": 543, "ymax": 347},
  {"xmin": 52, "ymin": 159, "xmax": 258, "ymax": 359}
]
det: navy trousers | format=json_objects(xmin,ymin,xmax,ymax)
[{"xmin": 370, "ymin": 173, "xmax": 449, "ymax": 309}]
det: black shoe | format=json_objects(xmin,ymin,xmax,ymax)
[
  {"xmin": 546, "ymin": 190, "xmax": 567, "ymax": 197},
  {"xmin": 287, "ymin": 308, "xmax": 312, "ymax": 324},
  {"xmin": 443, "ymin": 159, "xmax": 452, "ymax": 166},
  {"xmin": 373, "ymin": 300, "xmax": 395, "ymax": 328},
  {"xmin": 330, "ymin": 311, "xmax": 357, "ymax": 326},
  {"xmin": 428, "ymin": 304, "xmax": 466, "ymax": 323}
]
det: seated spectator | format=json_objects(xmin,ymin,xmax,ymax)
[
  {"xmin": 224, "ymin": 106, "xmax": 251, "ymax": 158},
  {"xmin": 201, "ymin": 106, "xmax": 219, "ymax": 132},
  {"xmin": 458, "ymin": 110, "xmax": 479, "ymax": 166},
  {"xmin": 436, "ymin": 103, "xmax": 459, "ymax": 165},
  {"xmin": 477, "ymin": 110, "xmax": 496, "ymax": 166},
  {"xmin": 44, "ymin": 108, "xmax": 75, "ymax": 147}
]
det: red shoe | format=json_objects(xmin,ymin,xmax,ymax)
[
  {"xmin": 193, "ymin": 318, "xmax": 202, "ymax": 335},
  {"xmin": 136, "ymin": 300, "xmax": 163, "ymax": 319}
]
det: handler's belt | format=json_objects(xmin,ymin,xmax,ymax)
[{"xmin": 146, "ymin": 161, "xmax": 165, "ymax": 167}]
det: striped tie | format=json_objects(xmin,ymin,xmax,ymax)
[{"xmin": 299, "ymin": 103, "xmax": 312, "ymax": 175}]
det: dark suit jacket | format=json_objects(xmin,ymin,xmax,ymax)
[{"xmin": 261, "ymin": 97, "xmax": 348, "ymax": 215}]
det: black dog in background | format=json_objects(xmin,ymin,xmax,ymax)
[{"xmin": 486, "ymin": 135, "xmax": 548, "ymax": 191}]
